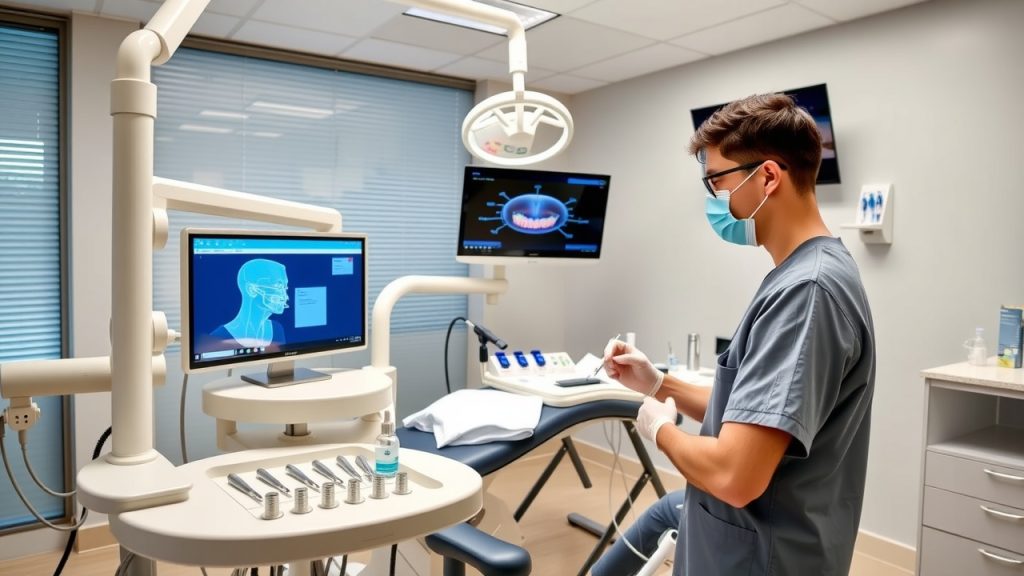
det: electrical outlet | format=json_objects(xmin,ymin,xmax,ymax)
[{"xmin": 4, "ymin": 402, "xmax": 41, "ymax": 432}]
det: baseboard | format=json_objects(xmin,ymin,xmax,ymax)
[
  {"xmin": 75, "ymin": 522, "xmax": 116, "ymax": 552},
  {"xmin": 853, "ymin": 530, "xmax": 915, "ymax": 573},
  {"xmin": 569, "ymin": 435, "xmax": 916, "ymax": 574}
]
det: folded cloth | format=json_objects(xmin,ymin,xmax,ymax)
[{"xmin": 402, "ymin": 389, "xmax": 543, "ymax": 448}]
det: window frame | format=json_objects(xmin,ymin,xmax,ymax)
[{"xmin": 0, "ymin": 6, "xmax": 71, "ymax": 535}]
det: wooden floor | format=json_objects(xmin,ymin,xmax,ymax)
[{"xmin": 0, "ymin": 437, "xmax": 909, "ymax": 576}]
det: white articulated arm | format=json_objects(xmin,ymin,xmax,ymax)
[
  {"xmin": 370, "ymin": 274, "xmax": 508, "ymax": 370},
  {"xmin": 153, "ymin": 178, "xmax": 342, "ymax": 240},
  {"xmin": 143, "ymin": 0, "xmax": 211, "ymax": 65}
]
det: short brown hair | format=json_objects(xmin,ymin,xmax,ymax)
[{"xmin": 688, "ymin": 93, "xmax": 822, "ymax": 192}]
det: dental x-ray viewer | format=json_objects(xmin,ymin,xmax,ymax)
[{"xmin": 595, "ymin": 93, "xmax": 876, "ymax": 576}]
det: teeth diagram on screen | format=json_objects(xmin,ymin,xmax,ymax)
[{"xmin": 479, "ymin": 184, "xmax": 590, "ymax": 238}]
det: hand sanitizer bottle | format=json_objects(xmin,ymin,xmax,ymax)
[
  {"xmin": 964, "ymin": 327, "xmax": 987, "ymax": 366},
  {"xmin": 375, "ymin": 410, "xmax": 399, "ymax": 478}
]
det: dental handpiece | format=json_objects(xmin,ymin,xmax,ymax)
[
  {"xmin": 256, "ymin": 468, "xmax": 291, "ymax": 496},
  {"xmin": 355, "ymin": 455, "xmax": 375, "ymax": 479},
  {"xmin": 227, "ymin": 473, "xmax": 263, "ymax": 504},
  {"xmin": 312, "ymin": 459, "xmax": 346, "ymax": 486},
  {"xmin": 285, "ymin": 464, "xmax": 320, "ymax": 492},
  {"xmin": 335, "ymin": 455, "xmax": 363, "ymax": 482}
]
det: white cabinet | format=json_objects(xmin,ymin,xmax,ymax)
[{"xmin": 918, "ymin": 362, "xmax": 1024, "ymax": 575}]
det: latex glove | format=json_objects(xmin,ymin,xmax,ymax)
[
  {"xmin": 603, "ymin": 339, "xmax": 664, "ymax": 396},
  {"xmin": 637, "ymin": 396, "xmax": 677, "ymax": 443}
]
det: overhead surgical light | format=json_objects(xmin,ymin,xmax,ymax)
[{"xmin": 399, "ymin": 0, "xmax": 574, "ymax": 166}]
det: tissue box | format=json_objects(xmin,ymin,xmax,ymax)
[{"xmin": 997, "ymin": 305, "xmax": 1024, "ymax": 368}]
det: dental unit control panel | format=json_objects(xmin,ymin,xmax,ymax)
[{"xmin": 489, "ymin": 350, "xmax": 575, "ymax": 376}]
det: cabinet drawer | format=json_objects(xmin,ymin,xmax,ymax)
[
  {"xmin": 920, "ymin": 527, "xmax": 1024, "ymax": 576},
  {"xmin": 923, "ymin": 486, "xmax": 1024, "ymax": 554},
  {"xmin": 926, "ymin": 451, "xmax": 1024, "ymax": 509}
]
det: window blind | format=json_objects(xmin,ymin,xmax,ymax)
[{"xmin": 0, "ymin": 21, "xmax": 65, "ymax": 530}]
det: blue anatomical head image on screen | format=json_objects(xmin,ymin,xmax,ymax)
[{"xmin": 214, "ymin": 258, "xmax": 290, "ymax": 349}]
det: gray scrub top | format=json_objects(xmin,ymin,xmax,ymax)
[{"xmin": 677, "ymin": 236, "xmax": 875, "ymax": 576}]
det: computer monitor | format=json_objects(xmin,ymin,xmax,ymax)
[
  {"xmin": 457, "ymin": 166, "xmax": 611, "ymax": 265},
  {"xmin": 181, "ymin": 229, "xmax": 367, "ymax": 387},
  {"xmin": 690, "ymin": 83, "xmax": 841, "ymax": 185}
]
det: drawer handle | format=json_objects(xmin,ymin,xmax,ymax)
[
  {"xmin": 981, "ymin": 505, "xmax": 1024, "ymax": 522},
  {"xmin": 984, "ymin": 468, "xmax": 1024, "ymax": 482},
  {"xmin": 978, "ymin": 548, "xmax": 1024, "ymax": 566}
]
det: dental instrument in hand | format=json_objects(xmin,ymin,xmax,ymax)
[
  {"xmin": 593, "ymin": 333, "xmax": 621, "ymax": 377},
  {"xmin": 256, "ymin": 468, "xmax": 291, "ymax": 496},
  {"xmin": 285, "ymin": 464, "xmax": 320, "ymax": 492},
  {"xmin": 227, "ymin": 473, "xmax": 263, "ymax": 504}
]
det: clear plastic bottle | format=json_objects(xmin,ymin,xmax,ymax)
[
  {"xmin": 964, "ymin": 327, "xmax": 987, "ymax": 366},
  {"xmin": 375, "ymin": 410, "xmax": 399, "ymax": 478}
]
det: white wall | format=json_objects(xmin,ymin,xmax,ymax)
[{"xmin": 562, "ymin": 0, "xmax": 1024, "ymax": 547}]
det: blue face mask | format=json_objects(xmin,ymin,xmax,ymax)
[{"xmin": 704, "ymin": 163, "xmax": 769, "ymax": 247}]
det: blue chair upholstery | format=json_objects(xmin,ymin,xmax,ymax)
[
  {"xmin": 424, "ymin": 523, "xmax": 531, "ymax": 576},
  {"xmin": 401, "ymin": 395, "xmax": 649, "ymax": 576}
]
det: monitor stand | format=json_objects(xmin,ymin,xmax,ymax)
[{"xmin": 241, "ymin": 360, "xmax": 330, "ymax": 388}]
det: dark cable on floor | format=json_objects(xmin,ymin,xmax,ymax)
[
  {"xmin": 389, "ymin": 544, "xmax": 398, "ymax": 576},
  {"xmin": 53, "ymin": 426, "xmax": 111, "ymax": 576}
]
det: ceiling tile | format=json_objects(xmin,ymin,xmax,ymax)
[
  {"xmin": 190, "ymin": 12, "xmax": 240, "ymax": 37},
  {"xmin": 475, "ymin": 17, "xmax": 653, "ymax": 72},
  {"xmin": 232, "ymin": 20, "xmax": 356, "ymax": 56},
  {"xmin": 436, "ymin": 56, "xmax": 509, "ymax": 81},
  {"xmin": 100, "ymin": 0, "xmax": 158, "ymax": 22},
  {"xmin": 436, "ymin": 56, "xmax": 556, "ymax": 83},
  {"xmin": 793, "ymin": 0, "xmax": 929, "ymax": 22},
  {"xmin": 342, "ymin": 38, "xmax": 463, "ymax": 72},
  {"xmin": 571, "ymin": 0, "xmax": 787, "ymax": 40},
  {"xmin": 572, "ymin": 43, "xmax": 706, "ymax": 83},
  {"xmin": 670, "ymin": 3, "xmax": 834, "ymax": 56},
  {"xmin": 372, "ymin": 14, "xmax": 504, "ymax": 55},
  {"xmin": 206, "ymin": 0, "xmax": 263, "ymax": 17},
  {"xmin": 251, "ymin": 0, "xmax": 404, "ymax": 37},
  {"xmin": 530, "ymin": 73, "xmax": 607, "ymax": 94},
  {"xmin": 522, "ymin": 0, "xmax": 600, "ymax": 14}
]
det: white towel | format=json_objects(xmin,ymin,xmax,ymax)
[{"xmin": 402, "ymin": 389, "xmax": 543, "ymax": 448}]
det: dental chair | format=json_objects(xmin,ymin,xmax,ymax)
[{"xmin": 400, "ymin": 398, "xmax": 673, "ymax": 576}]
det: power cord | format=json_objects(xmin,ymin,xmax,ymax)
[
  {"xmin": 22, "ymin": 441, "xmax": 75, "ymax": 498},
  {"xmin": 180, "ymin": 373, "xmax": 191, "ymax": 464},
  {"xmin": 52, "ymin": 425, "xmax": 111, "ymax": 575},
  {"xmin": 602, "ymin": 421, "xmax": 650, "ymax": 563},
  {"xmin": 0, "ymin": 415, "xmax": 88, "ymax": 532},
  {"xmin": 443, "ymin": 316, "xmax": 467, "ymax": 394}
]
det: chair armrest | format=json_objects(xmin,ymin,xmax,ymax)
[{"xmin": 424, "ymin": 523, "xmax": 531, "ymax": 576}]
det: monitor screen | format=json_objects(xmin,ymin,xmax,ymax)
[
  {"xmin": 690, "ymin": 83, "xmax": 840, "ymax": 185},
  {"xmin": 457, "ymin": 166, "xmax": 610, "ymax": 264},
  {"xmin": 182, "ymin": 230, "xmax": 366, "ymax": 374}
]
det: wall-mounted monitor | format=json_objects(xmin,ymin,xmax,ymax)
[
  {"xmin": 690, "ymin": 83, "xmax": 840, "ymax": 185},
  {"xmin": 456, "ymin": 166, "xmax": 610, "ymax": 265},
  {"xmin": 181, "ymin": 229, "xmax": 367, "ymax": 387}
]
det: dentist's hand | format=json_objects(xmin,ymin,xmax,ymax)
[
  {"xmin": 637, "ymin": 396, "xmax": 677, "ymax": 443},
  {"xmin": 603, "ymin": 340, "xmax": 664, "ymax": 396}
]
